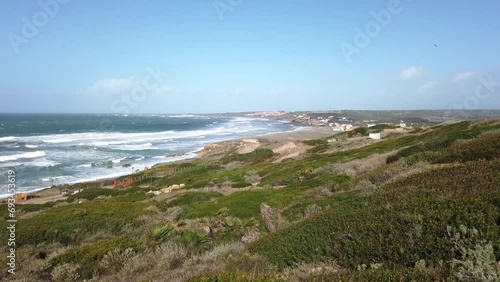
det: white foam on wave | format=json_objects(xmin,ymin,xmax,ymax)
[
  {"xmin": 1, "ymin": 119, "xmax": 270, "ymax": 149},
  {"xmin": 111, "ymin": 157, "xmax": 128, "ymax": 164},
  {"xmin": 0, "ymin": 136, "xmax": 15, "ymax": 142},
  {"xmin": 31, "ymin": 158, "xmax": 60, "ymax": 167},
  {"xmin": 111, "ymin": 143, "xmax": 158, "ymax": 151},
  {"xmin": 41, "ymin": 176, "xmax": 70, "ymax": 182},
  {"xmin": 0, "ymin": 151, "xmax": 46, "ymax": 162},
  {"xmin": 2, "ymin": 126, "xmax": 251, "ymax": 148},
  {"xmin": 25, "ymin": 144, "xmax": 39, "ymax": 148}
]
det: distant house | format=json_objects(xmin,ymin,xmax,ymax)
[
  {"xmin": 369, "ymin": 133, "xmax": 381, "ymax": 140},
  {"xmin": 61, "ymin": 189, "xmax": 70, "ymax": 196}
]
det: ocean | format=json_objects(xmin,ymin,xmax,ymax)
[{"xmin": 0, "ymin": 114, "xmax": 297, "ymax": 197}]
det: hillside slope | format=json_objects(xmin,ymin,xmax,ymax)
[{"xmin": 1, "ymin": 120, "xmax": 499, "ymax": 281}]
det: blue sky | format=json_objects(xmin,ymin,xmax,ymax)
[{"xmin": 1, "ymin": 0, "xmax": 499, "ymax": 114}]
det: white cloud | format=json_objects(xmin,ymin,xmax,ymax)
[
  {"xmin": 417, "ymin": 81, "xmax": 436, "ymax": 92},
  {"xmin": 453, "ymin": 71, "xmax": 478, "ymax": 82},
  {"xmin": 87, "ymin": 77, "xmax": 139, "ymax": 95},
  {"xmin": 400, "ymin": 66, "xmax": 423, "ymax": 80}
]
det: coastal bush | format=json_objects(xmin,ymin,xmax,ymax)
[
  {"xmin": 156, "ymin": 164, "xmax": 222, "ymax": 189},
  {"xmin": 181, "ymin": 229, "xmax": 213, "ymax": 252},
  {"xmin": 182, "ymin": 190, "xmax": 276, "ymax": 219},
  {"xmin": 151, "ymin": 223, "xmax": 176, "ymax": 242},
  {"xmin": 348, "ymin": 126, "xmax": 369, "ymax": 137},
  {"xmin": 66, "ymin": 188, "xmax": 113, "ymax": 202},
  {"xmin": 385, "ymin": 121, "xmax": 500, "ymax": 163},
  {"xmin": 66, "ymin": 187, "xmax": 149, "ymax": 202},
  {"xmin": 189, "ymin": 272, "xmax": 282, "ymax": 282},
  {"xmin": 431, "ymin": 132, "xmax": 500, "ymax": 164},
  {"xmin": 303, "ymin": 139, "xmax": 328, "ymax": 146},
  {"xmin": 303, "ymin": 139, "xmax": 329, "ymax": 154},
  {"xmin": 309, "ymin": 267, "xmax": 447, "ymax": 281},
  {"xmin": 99, "ymin": 247, "xmax": 136, "ymax": 274},
  {"xmin": 51, "ymin": 262, "xmax": 80, "ymax": 282},
  {"xmin": 50, "ymin": 235, "xmax": 143, "ymax": 279},
  {"xmin": 157, "ymin": 192, "xmax": 223, "ymax": 211},
  {"xmin": 3, "ymin": 199, "xmax": 147, "ymax": 246},
  {"xmin": 121, "ymin": 242, "xmax": 188, "ymax": 275},
  {"xmin": 250, "ymin": 159, "xmax": 500, "ymax": 271}
]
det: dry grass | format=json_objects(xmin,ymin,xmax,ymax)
[
  {"xmin": 282, "ymin": 260, "xmax": 341, "ymax": 281},
  {"xmin": 113, "ymin": 241, "xmax": 246, "ymax": 282},
  {"xmin": 332, "ymin": 153, "xmax": 391, "ymax": 178}
]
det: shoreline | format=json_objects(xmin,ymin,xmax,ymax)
[{"xmin": 4, "ymin": 125, "xmax": 334, "ymax": 204}]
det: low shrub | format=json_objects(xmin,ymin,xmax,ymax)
[
  {"xmin": 50, "ymin": 235, "xmax": 143, "ymax": 279},
  {"xmin": 250, "ymin": 160, "xmax": 500, "ymax": 271},
  {"xmin": 151, "ymin": 223, "xmax": 176, "ymax": 242},
  {"xmin": 431, "ymin": 132, "xmax": 500, "ymax": 164}
]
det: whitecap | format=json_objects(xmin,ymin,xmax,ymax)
[
  {"xmin": 0, "ymin": 136, "xmax": 15, "ymax": 142},
  {"xmin": 41, "ymin": 176, "xmax": 69, "ymax": 182},
  {"xmin": 110, "ymin": 143, "xmax": 158, "ymax": 151},
  {"xmin": 30, "ymin": 158, "xmax": 60, "ymax": 167},
  {"xmin": 0, "ymin": 151, "xmax": 46, "ymax": 162}
]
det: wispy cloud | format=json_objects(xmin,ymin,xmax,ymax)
[
  {"xmin": 400, "ymin": 66, "xmax": 423, "ymax": 80},
  {"xmin": 417, "ymin": 81, "xmax": 436, "ymax": 92},
  {"xmin": 87, "ymin": 77, "xmax": 139, "ymax": 95},
  {"xmin": 453, "ymin": 71, "xmax": 478, "ymax": 82}
]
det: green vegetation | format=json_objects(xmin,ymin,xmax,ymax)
[
  {"xmin": 50, "ymin": 236, "xmax": 143, "ymax": 279},
  {"xmin": 386, "ymin": 121, "xmax": 500, "ymax": 163},
  {"xmin": 304, "ymin": 139, "xmax": 329, "ymax": 153},
  {"xmin": 221, "ymin": 149, "xmax": 274, "ymax": 164},
  {"xmin": 2, "ymin": 119, "xmax": 499, "ymax": 281},
  {"xmin": 431, "ymin": 131, "xmax": 500, "ymax": 163},
  {"xmin": 66, "ymin": 187, "xmax": 150, "ymax": 202},
  {"xmin": 189, "ymin": 272, "xmax": 282, "ymax": 282},
  {"xmin": 1, "ymin": 197, "xmax": 147, "ymax": 246},
  {"xmin": 347, "ymin": 124, "xmax": 396, "ymax": 137},
  {"xmin": 250, "ymin": 160, "xmax": 500, "ymax": 273},
  {"xmin": 151, "ymin": 223, "xmax": 176, "ymax": 242},
  {"xmin": 157, "ymin": 191, "xmax": 223, "ymax": 211}
]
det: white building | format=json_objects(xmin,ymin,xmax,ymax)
[{"xmin": 369, "ymin": 133, "xmax": 381, "ymax": 140}]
